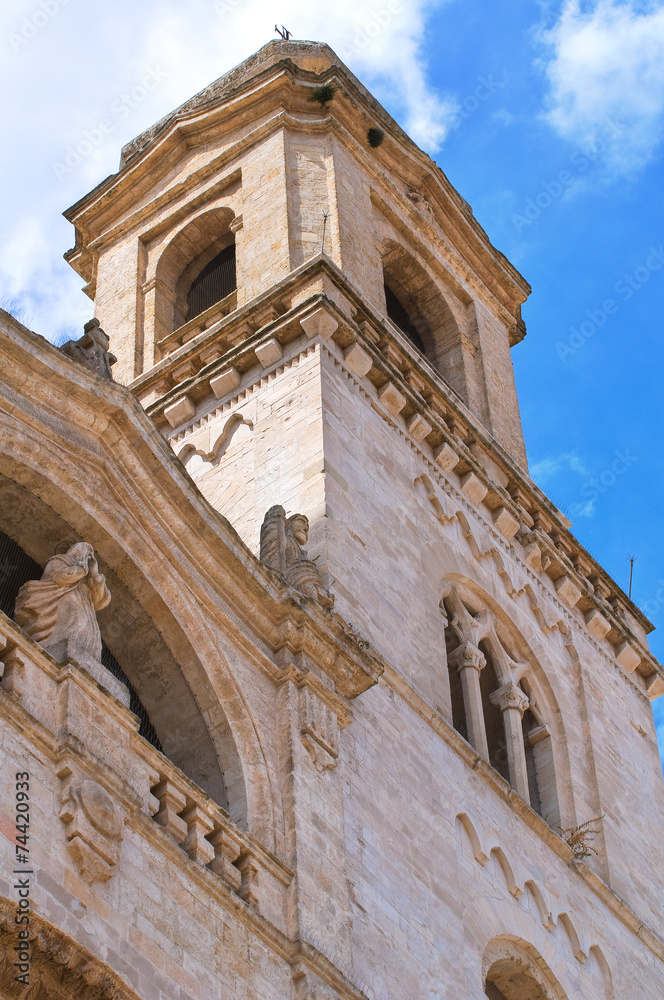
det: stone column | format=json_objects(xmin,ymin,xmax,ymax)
[
  {"xmin": 448, "ymin": 642, "xmax": 489, "ymax": 760},
  {"xmin": 490, "ymin": 682, "xmax": 530, "ymax": 800}
]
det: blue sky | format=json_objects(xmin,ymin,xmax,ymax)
[{"xmin": 1, "ymin": 0, "xmax": 663, "ymax": 753}]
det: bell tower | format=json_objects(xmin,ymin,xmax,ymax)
[{"xmin": 62, "ymin": 39, "xmax": 664, "ymax": 998}]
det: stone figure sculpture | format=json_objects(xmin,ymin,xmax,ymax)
[
  {"xmin": 60, "ymin": 318, "xmax": 117, "ymax": 380},
  {"xmin": 14, "ymin": 542, "xmax": 129, "ymax": 705},
  {"xmin": 259, "ymin": 506, "xmax": 333, "ymax": 609}
]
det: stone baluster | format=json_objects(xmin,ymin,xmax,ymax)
[
  {"xmin": 237, "ymin": 853, "xmax": 259, "ymax": 908},
  {"xmin": 181, "ymin": 804, "xmax": 215, "ymax": 865},
  {"xmin": 490, "ymin": 682, "xmax": 530, "ymax": 800},
  {"xmin": 208, "ymin": 827, "xmax": 243, "ymax": 892},
  {"xmin": 448, "ymin": 642, "xmax": 489, "ymax": 760},
  {"xmin": 151, "ymin": 777, "xmax": 188, "ymax": 845}
]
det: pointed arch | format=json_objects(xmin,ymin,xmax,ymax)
[
  {"xmin": 456, "ymin": 811, "xmax": 489, "ymax": 866},
  {"xmin": 441, "ymin": 574, "xmax": 574, "ymax": 831},
  {"xmin": 525, "ymin": 879, "xmax": 555, "ymax": 931},
  {"xmin": 490, "ymin": 846, "xmax": 522, "ymax": 899},
  {"xmin": 589, "ymin": 944, "xmax": 615, "ymax": 1000},
  {"xmin": 557, "ymin": 912, "xmax": 587, "ymax": 963}
]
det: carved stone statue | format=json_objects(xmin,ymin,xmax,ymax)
[
  {"xmin": 14, "ymin": 542, "xmax": 129, "ymax": 705},
  {"xmin": 60, "ymin": 318, "xmax": 117, "ymax": 380},
  {"xmin": 259, "ymin": 506, "xmax": 333, "ymax": 609}
]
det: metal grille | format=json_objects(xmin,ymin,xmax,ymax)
[
  {"xmin": 186, "ymin": 243, "xmax": 236, "ymax": 321},
  {"xmin": 0, "ymin": 530, "xmax": 162, "ymax": 751},
  {"xmin": 384, "ymin": 284, "xmax": 426, "ymax": 354}
]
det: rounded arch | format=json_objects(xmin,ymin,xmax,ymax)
[
  {"xmin": 153, "ymin": 205, "xmax": 237, "ymax": 345},
  {"xmin": 483, "ymin": 936, "xmax": 570, "ymax": 1000},
  {"xmin": 441, "ymin": 574, "xmax": 574, "ymax": 831},
  {"xmin": 380, "ymin": 239, "xmax": 462, "ymax": 383},
  {"xmin": 0, "ymin": 895, "xmax": 141, "ymax": 1000},
  {"xmin": 0, "ymin": 453, "xmax": 276, "ymax": 849}
]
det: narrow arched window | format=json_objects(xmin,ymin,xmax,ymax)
[
  {"xmin": 186, "ymin": 243, "xmax": 236, "ymax": 321},
  {"xmin": 384, "ymin": 282, "xmax": 426, "ymax": 353},
  {"xmin": 479, "ymin": 642, "xmax": 510, "ymax": 783}
]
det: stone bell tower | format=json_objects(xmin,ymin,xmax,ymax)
[{"xmin": 62, "ymin": 38, "xmax": 664, "ymax": 1000}]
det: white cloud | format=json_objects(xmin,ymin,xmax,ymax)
[
  {"xmin": 0, "ymin": 0, "xmax": 455, "ymax": 345},
  {"xmin": 539, "ymin": 0, "xmax": 664, "ymax": 174},
  {"xmin": 530, "ymin": 451, "xmax": 588, "ymax": 482}
]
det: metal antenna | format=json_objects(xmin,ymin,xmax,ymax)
[
  {"xmin": 275, "ymin": 25, "xmax": 292, "ymax": 40},
  {"xmin": 628, "ymin": 555, "xmax": 636, "ymax": 598},
  {"xmin": 321, "ymin": 211, "xmax": 329, "ymax": 255}
]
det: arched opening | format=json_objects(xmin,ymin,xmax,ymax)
[
  {"xmin": 381, "ymin": 241, "xmax": 461, "ymax": 383},
  {"xmin": 483, "ymin": 938, "xmax": 568, "ymax": 1000},
  {"xmin": 185, "ymin": 243, "xmax": 236, "ymax": 322},
  {"xmin": 485, "ymin": 962, "xmax": 550, "ymax": 1000},
  {"xmin": 0, "ymin": 473, "xmax": 244, "ymax": 822},
  {"xmin": 152, "ymin": 206, "xmax": 238, "ymax": 350},
  {"xmin": 441, "ymin": 581, "xmax": 566, "ymax": 829},
  {"xmin": 384, "ymin": 282, "xmax": 426, "ymax": 353}
]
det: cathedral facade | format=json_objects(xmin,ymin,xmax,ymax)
[{"xmin": 1, "ymin": 39, "xmax": 663, "ymax": 1000}]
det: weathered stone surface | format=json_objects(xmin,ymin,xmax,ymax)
[
  {"xmin": 60, "ymin": 318, "xmax": 116, "ymax": 379},
  {"xmin": 0, "ymin": 35, "xmax": 662, "ymax": 1000}
]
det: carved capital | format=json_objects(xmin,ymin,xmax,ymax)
[
  {"xmin": 448, "ymin": 642, "xmax": 486, "ymax": 674},
  {"xmin": 490, "ymin": 682, "xmax": 529, "ymax": 716},
  {"xmin": 58, "ymin": 769, "xmax": 123, "ymax": 883}
]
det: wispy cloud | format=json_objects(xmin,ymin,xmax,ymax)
[
  {"xmin": 530, "ymin": 451, "xmax": 588, "ymax": 482},
  {"xmin": 538, "ymin": 0, "xmax": 664, "ymax": 176}
]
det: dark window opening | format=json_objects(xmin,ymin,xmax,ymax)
[
  {"xmin": 479, "ymin": 643, "xmax": 510, "ymax": 784},
  {"xmin": 186, "ymin": 243, "xmax": 237, "ymax": 322},
  {"xmin": 444, "ymin": 619, "xmax": 468, "ymax": 741},
  {"xmin": 384, "ymin": 283, "xmax": 426, "ymax": 354},
  {"xmin": 0, "ymin": 530, "xmax": 162, "ymax": 751}
]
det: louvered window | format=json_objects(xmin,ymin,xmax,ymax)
[
  {"xmin": 186, "ymin": 243, "xmax": 236, "ymax": 321},
  {"xmin": 384, "ymin": 284, "xmax": 425, "ymax": 354},
  {"xmin": 0, "ymin": 530, "xmax": 162, "ymax": 751}
]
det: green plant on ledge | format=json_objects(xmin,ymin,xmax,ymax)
[
  {"xmin": 308, "ymin": 83, "xmax": 338, "ymax": 107},
  {"xmin": 367, "ymin": 127, "xmax": 385, "ymax": 148}
]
